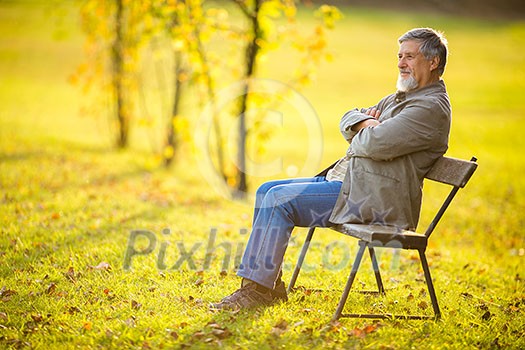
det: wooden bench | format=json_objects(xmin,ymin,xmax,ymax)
[{"xmin": 287, "ymin": 156, "xmax": 478, "ymax": 320}]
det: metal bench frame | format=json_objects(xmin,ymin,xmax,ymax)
[{"xmin": 287, "ymin": 156, "xmax": 478, "ymax": 321}]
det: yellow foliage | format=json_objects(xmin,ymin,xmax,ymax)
[
  {"xmin": 163, "ymin": 145, "xmax": 175, "ymax": 159},
  {"xmin": 173, "ymin": 117, "xmax": 191, "ymax": 143},
  {"xmin": 315, "ymin": 5, "xmax": 343, "ymax": 30}
]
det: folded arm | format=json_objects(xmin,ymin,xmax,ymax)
[
  {"xmin": 350, "ymin": 102, "xmax": 448, "ymax": 161},
  {"xmin": 339, "ymin": 107, "xmax": 381, "ymax": 142}
]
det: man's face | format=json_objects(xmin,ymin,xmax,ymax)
[{"xmin": 397, "ymin": 40, "xmax": 436, "ymax": 92}]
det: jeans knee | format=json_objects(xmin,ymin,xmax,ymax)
[{"xmin": 264, "ymin": 186, "xmax": 291, "ymax": 208}]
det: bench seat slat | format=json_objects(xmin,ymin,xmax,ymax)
[{"xmin": 332, "ymin": 224, "xmax": 428, "ymax": 250}]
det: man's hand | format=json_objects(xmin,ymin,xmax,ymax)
[
  {"xmin": 351, "ymin": 108, "xmax": 381, "ymax": 132},
  {"xmin": 365, "ymin": 108, "xmax": 381, "ymax": 119}
]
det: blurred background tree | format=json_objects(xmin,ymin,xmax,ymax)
[{"xmin": 73, "ymin": 0, "xmax": 341, "ymax": 198}]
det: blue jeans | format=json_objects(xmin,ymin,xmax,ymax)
[{"xmin": 237, "ymin": 177, "xmax": 342, "ymax": 289}]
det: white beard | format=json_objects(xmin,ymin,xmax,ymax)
[{"xmin": 396, "ymin": 74, "xmax": 418, "ymax": 92}]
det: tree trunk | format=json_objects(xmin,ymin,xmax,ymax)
[
  {"xmin": 164, "ymin": 52, "xmax": 184, "ymax": 167},
  {"xmin": 235, "ymin": 0, "xmax": 263, "ymax": 198},
  {"xmin": 112, "ymin": 0, "xmax": 128, "ymax": 148}
]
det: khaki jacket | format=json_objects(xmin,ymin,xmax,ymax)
[{"xmin": 328, "ymin": 80, "xmax": 451, "ymax": 230}]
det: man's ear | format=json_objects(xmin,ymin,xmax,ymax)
[{"xmin": 430, "ymin": 56, "xmax": 440, "ymax": 71}]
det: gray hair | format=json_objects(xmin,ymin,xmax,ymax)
[{"xmin": 399, "ymin": 28, "xmax": 448, "ymax": 76}]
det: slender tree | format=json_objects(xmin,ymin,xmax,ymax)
[
  {"xmin": 231, "ymin": 0, "xmax": 265, "ymax": 197},
  {"xmin": 74, "ymin": 0, "xmax": 142, "ymax": 149},
  {"xmin": 112, "ymin": 0, "xmax": 127, "ymax": 148}
]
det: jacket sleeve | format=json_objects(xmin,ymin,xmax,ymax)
[
  {"xmin": 339, "ymin": 108, "xmax": 376, "ymax": 143},
  {"xmin": 350, "ymin": 98, "xmax": 448, "ymax": 161}
]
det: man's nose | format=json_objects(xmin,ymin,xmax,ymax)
[{"xmin": 398, "ymin": 58, "xmax": 406, "ymax": 68}]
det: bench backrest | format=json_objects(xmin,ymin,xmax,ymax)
[
  {"xmin": 423, "ymin": 156, "xmax": 478, "ymax": 238},
  {"xmin": 425, "ymin": 156, "xmax": 478, "ymax": 188}
]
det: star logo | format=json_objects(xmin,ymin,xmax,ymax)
[
  {"xmin": 308, "ymin": 207, "xmax": 334, "ymax": 227},
  {"xmin": 341, "ymin": 196, "xmax": 368, "ymax": 223},
  {"xmin": 370, "ymin": 207, "xmax": 392, "ymax": 226}
]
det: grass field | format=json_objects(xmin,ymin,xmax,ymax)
[{"xmin": 1, "ymin": 1, "xmax": 524, "ymax": 349}]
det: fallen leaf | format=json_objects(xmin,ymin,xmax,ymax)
[
  {"xmin": 0, "ymin": 312, "xmax": 7, "ymax": 321},
  {"xmin": 192, "ymin": 331, "xmax": 205, "ymax": 339},
  {"xmin": 67, "ymin": 306, "xmax": 81, "ymax": 315},
  {"xmin": 0, "ymin": 286, "xmax": 17, "ymax": 298},
  {"xmin": 124, "ymin": 317, "xmax": 136, "ymax": 327},
  {"xmin": 270, "ymin": 319, "xmax": 289, "ymax": 337},
  {"xmin": 292, "ymin": 320, "xmax": 304, "ymax": 328},
  {"xmin": 170, "ymin": 331, "xmax": 179, "ymax": 339},
  {"xmin": 83, "ymin": 322, "xmax": 92, "ymax": 331},
  {"xmin": 348, "ymin": 322, "xmax": 380, "ymax": 338},
  {"xmin": 131, "ymin": 300, "xmax": 142, "ymax": 310},
  {"xmin": 211, "ymin": 328, "xmax": 231, "ymax": 339},
  {"xmin": 189, "ymin": 297, "xmax": 203, "ymax": 305},
  {"xmin": 270, "ymin": 327, "xmax": 286, "ymax": 337},
  {"xmin": 477, "ymin": 303, "xmax": 489, "ymax": 311},
  {"xmin": 65, "ymin": 267, "xmax": 77, "ymax": 283},
  {"xmin": 508, "ymin": 305, "xmax": 520, "ymax": 313},
  {"xmin": 273, "ymin": 319, "xmax": 288, "ymax": 330},
  {"xmin": 481, "ymin": 311, "xmax": 492, "ymax": 321},
  {"xmin": 89, "ymin": 262, "xmax": 111, "ymax": 271},
  {"xmin": 31, "ymin": 314, "xmax": 44, "ymax": 323},
  {"xmin": 51, "ymin": 212, "xmax": 60, "ymax": 220},
  {"xmin": 363, "ymin": 323, "xmax": 380, "ymax": 334},
  {"xmin": 23, "ymin": 321, "xmax": 38, "ymax": 334},
  {"xmin": 348, "ymin": 327, "xmax": 366, "ymax": 338},
  {"xmin": 206, "ymin": 322, "xmax": 221, "ymax": 329},
  {"xmin": 46, "ymin": 283, "xmax": 57, "ymax": 295},
  {"xmin": 418, "ymin": 301, "xmax": 428, "ymax": 310},
  {"xmin": 194, "ymin": 278, "xmax": 204, "ymax": 287}
]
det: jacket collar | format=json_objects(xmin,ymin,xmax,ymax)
[{"xmin": 395, "ymin": 80, "xmax": 446, "ymax": 103}]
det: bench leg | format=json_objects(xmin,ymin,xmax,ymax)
[
  {"xmin": 368, "ymin": 246, "xmax": 385, "ymax": 294},
  {"xmin": 287, "ymin": 227, "xmax": 316, "ymax": 293},
  {"xmin": 333, "ymin": 241, "xmax": 366, "ymax": 320},
  {"xmin": 419, "ymin": 249, "xmax": 441, "ymax": 320}
]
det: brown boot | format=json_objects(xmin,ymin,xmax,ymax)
[{"xmin": 210, "ymin": 279, "xmax": 288, "ymax": 311}]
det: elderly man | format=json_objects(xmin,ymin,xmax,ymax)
[{"xmin": 212, "ymin": 27, "xmax": 451, "ymax": 311}]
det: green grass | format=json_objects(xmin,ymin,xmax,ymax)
[{"xmin": 1, "ymin": 1, "xmax": 524, "ymax": 349}]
